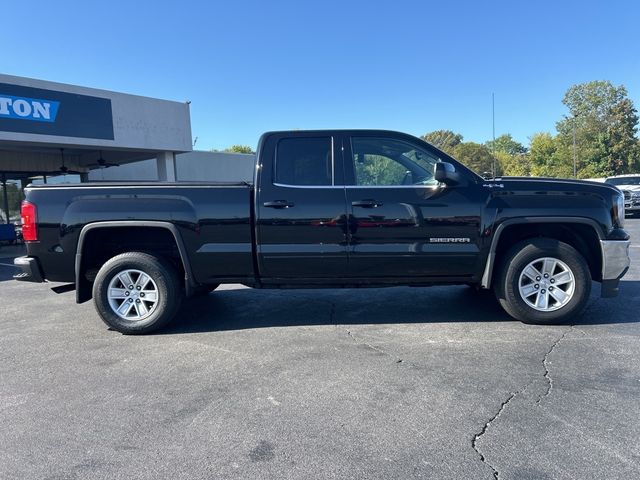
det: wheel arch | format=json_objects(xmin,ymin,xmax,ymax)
[
  {"xmin": 481, "ymin": 217, "xmax": 604, "ymax": 289},
  {"xmin": 75, "ymin": 221, "xmax": 196, "ymax": 303}
]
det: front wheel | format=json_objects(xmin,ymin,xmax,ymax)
[
  {"xmin": 495, "ymin": 238, "xmax": 591, "ymax": 324},
  {"xmin": 93, "ymin": 252, "xmax": 183, "ymax": 334}
]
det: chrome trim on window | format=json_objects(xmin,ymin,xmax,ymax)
[
  {"xmin": 272, "ymin": 183, "xmax": 344, "ymax": 189},
  {"xmin": 344, "ymin": 184, "xmax": 442, "ymax": 190},
  {"xmin": 272, "ymin": 183, "xmax": 443, "ymax": 190}
]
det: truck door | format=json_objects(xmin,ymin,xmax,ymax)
[
  {"xmin": 256, "ymin": 133, "xmax": 349, "ymax": 280},
  {"xmin": 343, "ymin": 134, "xmax": 483, "ymax": 278}
]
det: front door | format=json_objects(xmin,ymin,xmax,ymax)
[
  {"xmin": 256, "ymin": 133, "xmax": 349, "ymax": 280},
  {"xmin": 343, "ymin": 134, "xmax": 483, "ymax": 279}
]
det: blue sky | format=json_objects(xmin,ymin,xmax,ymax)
[{"xmin": 2, "ymin": 0, "xmax": 639, "ymax": 151}]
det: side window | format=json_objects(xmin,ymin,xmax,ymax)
[
  {"xmin": 275, "ymin": 137, "xmax": 333, "ymax": 186},
  {"xmin": 354, "ymin": 153, "xmax": 407, "ymax": 186},
  {"xmin": 351, "ymin": 137, "xmax": 440, "ymax": 186}
]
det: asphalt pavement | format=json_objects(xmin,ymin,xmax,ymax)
[{"xmin": 1, "ymin": 219, "xmax": 639, "ymax": 479}]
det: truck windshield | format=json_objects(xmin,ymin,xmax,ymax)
[{"xmin": 605, "ymin": 177, "xmax": 640, "ymax": 186}]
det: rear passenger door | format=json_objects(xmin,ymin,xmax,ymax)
[{"xmin": 256, "ymin": 133, "xmax": 349, "ymax": 280}]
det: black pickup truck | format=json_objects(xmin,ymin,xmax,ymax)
[{"xmin": 14, "ymin": 130, "xmax": 631, "ymax": 334}]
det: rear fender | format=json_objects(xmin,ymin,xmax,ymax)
[{"xmin": 75, "ymin": 221, "xmax": 195, "ymax": 303}]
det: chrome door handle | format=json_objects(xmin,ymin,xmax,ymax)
[
  {"xmin": 352, "ymin": 199, "xmax": 383, "ymax": 208},
  {"xmin": 263, "ymin": 200, "xmax": 295, "ymax": 209}
]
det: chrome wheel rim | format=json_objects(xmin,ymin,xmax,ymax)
[
  {"xmin": 107, "ymin": 269, "xmax": 159, "ymax": 321},
  {"xmin": 518, "ymin": 257, "xmax": 575, "ymax": 312}
]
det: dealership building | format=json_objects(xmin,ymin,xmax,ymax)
[{"xmin": 0, "ymin": 74, "xmax": 254, "ymax": 224}]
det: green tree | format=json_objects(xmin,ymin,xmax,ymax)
[
  {"xmin": 497, "ymin": 151, "xmax": 530, "ymax": 176},
  {"xmin": 556, "ymin": 81, "xmax": 639, "ymax": 177},
  {"xmin": 223, "ymin": 145, "xmax": 254, "ymax": 154},
  {"xmin": 485, "ymin": 134, "xmax": 528, "ymax": 176},
  {"xmin": 486, "ymin": 134, "xmax": 527, "ymax": 156},
  {"xmin": 600, "ymin": 98, "xmax": 640, "ymax": 174},
  {"xmin": 451, "ymin": 142, "xmax": 495, "ymax": 175},
  {"xmin": 421, "ymin": 130, "xmax": 463, "ymax": 155},
  {"xmin": 529, "ymin": 133, "xmax": 573, "ymax": 178}
]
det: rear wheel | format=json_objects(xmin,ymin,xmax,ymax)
[
  {"xmin": 495, "ymin": 238, "xmax": 591, "ymax": 324},
  {"xmin": 93, "ymin": 252, "xmax": 182, "ymax": 334}
]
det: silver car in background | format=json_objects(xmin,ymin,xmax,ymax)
[{"xmin": 605, "ymin": 175, "xmax": 640, "ymax": 216}]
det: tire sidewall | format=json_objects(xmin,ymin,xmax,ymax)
[
  {"xmin": 500, "ymin": 239, "xmax": 591, "ymax": 324},
  {"xmin": 93, "ymin": 253, "xmax": 179, "ymax": 334}
]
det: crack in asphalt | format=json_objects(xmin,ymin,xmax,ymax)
[
  {"xmin": 536, "ymin": 328, "xmax": 571, "ymax": 405},
  {"xmin": 346, "ymin": 330, "xmax": 387, "ymax": 355},
  {"xmin": 472, "ymin": 392, "xmax": 517, "ymax": 480},
  {"xmin": 345, "ymin": 329, "xmax": 406, "ymax": 364},
  {"xmin": 473, "ymin": 326, "xmax": 573, "ymax": 478},
  {"xmin": 329, "ymin": 297, "xmax": 576, "ymax": 480}
]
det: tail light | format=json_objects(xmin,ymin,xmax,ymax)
[{"xmin": 21, "ymin": 201, "xmax": 38, "ymax": 241}]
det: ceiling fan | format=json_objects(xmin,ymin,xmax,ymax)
[
  {"xmin": 57, "ymin": 148, "xmax": 82, "ymax": 175},
  {"xmin": 87, "ymin": 150, "xmax": 120, "ymax": 169}
]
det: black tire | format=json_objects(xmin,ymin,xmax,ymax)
[
  {"xmin": 494, "ymin": 238, "xmax": 591, "ymax": 324},
  {"xmin": 93, "ymin": 252, "xmax": 182, "ymax": 334}
]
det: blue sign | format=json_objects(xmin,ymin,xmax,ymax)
[
  {"xmin": 0, "ymin": 82, "xmax": 114, "ymax": 139},
  {"xmin": 0, "ymin": 94, "xmax": 60, "ymax": 123}
]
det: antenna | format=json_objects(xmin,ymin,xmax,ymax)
[
  {"xmin": 492, "ymin": 93, "xmax": 496, "ymax": 178},
  {"xmin": 573, "ymin": 117, "xmax": 577, "ymax": 178},
  {"xmin": 192, "ymin": 136, "xmax": 198, "ymax": 148}
]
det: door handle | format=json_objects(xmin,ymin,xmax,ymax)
[
  {"xmin": 263, "ymin": 200, "xmax": 295, "ymax": 209},
  {"xmin": 352, "ymin": 199, "xmax": 383, "ymax": 208}
]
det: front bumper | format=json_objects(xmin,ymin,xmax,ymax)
[
  {"xmin": 624, "ymin": 196, "xmax": 640, "ymax": 212},
  {"xmin": 13, "ymin": 256, "xmax": 44, "ymax": 283},
  {"xmin": 600, "ymin": 240, "xmax": 631, "ymax": 298}
]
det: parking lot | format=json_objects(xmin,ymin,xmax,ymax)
[{"xmin": 1, "ymin": 220, "xmax": 638, "ymax": 480}]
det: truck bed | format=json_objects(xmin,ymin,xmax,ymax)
[{"xmin": 24, "ymin": 182, "xmax": 255, "ymax": 285}]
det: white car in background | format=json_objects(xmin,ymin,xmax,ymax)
[{"xmin": 605, "ymin": 174, "xmax": 640, "ymax": 216}]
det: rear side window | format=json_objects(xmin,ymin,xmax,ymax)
[{"xmin": 275, "ymin": 137, "xmax": 333, "ymax": 186}]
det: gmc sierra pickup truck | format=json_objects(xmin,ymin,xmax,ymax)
[{"xmin": 14, "ymin": 130, "xmax": 631, "ymax": 334}]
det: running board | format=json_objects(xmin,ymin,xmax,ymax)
[{"xmin": 51, "ymin": 283, "xmax": 76, "ymax": 294}]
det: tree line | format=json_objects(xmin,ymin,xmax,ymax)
[{"xmin": 423, "ymin": 80, "xmax": 640, "ymax": 179}]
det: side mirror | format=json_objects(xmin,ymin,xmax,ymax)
[{"xmin": 434, "ymin": 162, "xmax": 460, "ymax": 186}]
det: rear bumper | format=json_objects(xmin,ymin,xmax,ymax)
[
  {"xmin": 13, "ymin": 256, "xmax": 44, "ymax": 283},
  {"xmin": 600, "ymin": 240, "xmax": 631, "ymax": 298}
]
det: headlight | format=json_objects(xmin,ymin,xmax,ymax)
[
  {"xmin": 614, "ymin": 193, "xmax": 625, "ymax": 228},
  {"xmin": 632, "ymin": 192, "xmax": 640, "ymax": 199}
]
